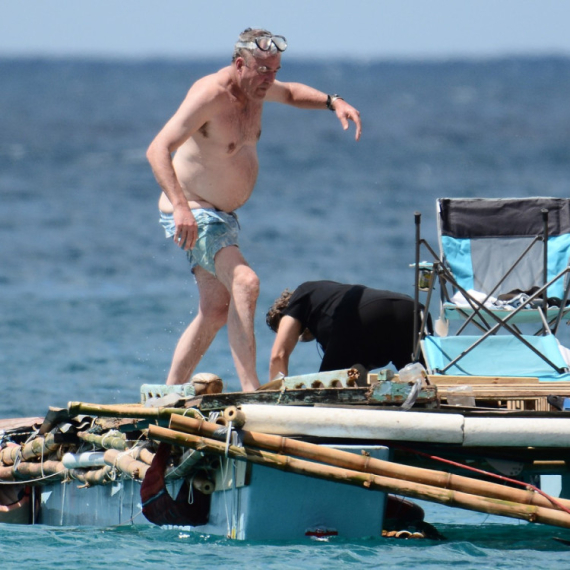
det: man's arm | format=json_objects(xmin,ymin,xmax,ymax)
[
  {"xmin": 267, "ymin": 80, "xmax": 362, "ymax": 141},
  {"xmin": 146, "ymin": 78, "xmax": 219, "ymax": 250},
  {"xmin": 269, "ymin": 315, "xmax": 303, "ymax": 380}
]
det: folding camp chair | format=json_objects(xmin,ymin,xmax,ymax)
[
  {"xmin": 411, "ymin": 197, "xmax": 570, "ymax": 377},
  {"xmin": 436, "ymin": 197, "xmax": 570, "ymax": 335}
]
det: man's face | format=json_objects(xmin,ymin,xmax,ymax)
[{"xmin": 238, "ymin": 51, "xmax": 281, "ymax": 99}]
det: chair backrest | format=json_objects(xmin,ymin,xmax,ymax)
[
  {"xmin": 437, "ymin": 197, "xmax": 570, "ymax": 299},
  {"xmin": 422, "ymin": 334, "xmax": 570, "ymax": 381}
]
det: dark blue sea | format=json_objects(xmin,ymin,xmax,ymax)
[{"xmin": 2, "ymin": 56, "xmax": 570, "ymax": 568}]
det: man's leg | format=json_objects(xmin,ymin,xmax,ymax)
[
  {"xmin": 214, "ymin": 245, "xmax": 260, "ymax": 392},
  {"xmin": 165, "ymin": 266, "xmax": 230, "ymax": 385}
]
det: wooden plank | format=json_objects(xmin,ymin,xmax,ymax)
[
  {"xmin": 440, "ymin": 385, "xmax": 562, "ymax": 390},
  {"xmin": 369, "ymin": 374, "xmax": 541, "ymax": 385},
  {"xmin": 438, "ymin": 384, "xmax": 570, "ymax": 395},
  {"xmin": 198, "ymin": 388, "xmax": 372, "ymax": 410},
  {"xmin": 197, "ymin": 387, "xmax": 438, "ymax": 412},
  {"xmin": 0, "ymin": 417, "xmax": 44, "ymax": 432},
  {"xmin": 368, "ymin": 382, "xmax": 437, "ymax": 404},
  {"xmin": 440, "ymin": 390, "xmax": 569, "ymax": 398},
  {"xmin": 427, "ymin": 375, "xmax": 540, "ymax": 385}
]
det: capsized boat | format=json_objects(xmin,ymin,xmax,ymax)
[
  {"xmin": 2, "ymin": 366, "xmax": 570, "ymax": 540},
  {"xmin": 4, "ymin": 197, "xmax": 570, "ymax": 540},
  {"xmin": 0, "ymin": 370, "xmax": 398, "ymax": 540}
]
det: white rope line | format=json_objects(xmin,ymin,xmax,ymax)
[
  {"xmin": 224, "ymin": 421, "xmax": 233, "ymax": 458},
  {"xmin": 31, "ymin": 486, "xmax": 36, "ymax": 524},
  {"xmin": 230, "ymin": 458, "xmax": 239, "ymax": 538},
  {"xmin": 182, "ymin": 408, "xmax": 206, "ymax": 420},
  {"xmin": 219, "ymin": 454, "xmax": 232, "ymax": 537},
  {"xmin": 39, "ymin": 439, "xmax": 46, "ymax": 479},
  {"xmin": 107, "ymin": 508, "xmax": 144, "ymax": 528},
  {"xmin": 59, "ymin": 476, "xmax": 67, "ymax": 525},
  {"xmin": 187, "ymin": 473, "xmax": 196, "ymax": 505}
]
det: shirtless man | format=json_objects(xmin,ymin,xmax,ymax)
[{"xmin": 147, "ymin": 28, "xmax": 362, "ymax": 392}]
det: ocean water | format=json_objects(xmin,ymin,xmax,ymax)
[
  {"xmin": 1, "ymin": 519, "xmax": 570, "ymax": 570},
  {"xmin": 2, "ymin": 56, "xmax": 570, "ymax": 567}
]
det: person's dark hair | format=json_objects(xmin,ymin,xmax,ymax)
[
  {"xmin": 232, "ymin": 27, "xmax": 273, "ymax": 62},
  {"xmin": 266, "ymin": 288, "xmax": 294, "ymax": 332}
]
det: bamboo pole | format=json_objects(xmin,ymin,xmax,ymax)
[
  {"xmin": 69, "ymin": 466, "xmax": 115, "ymax": 486},
  {"xmin": 0, "ymin": 445, "xmax": 20, "ymax": 466},
  {"xmin": 0, "ymin": 465, "xmax": 16, "ymax": 481},
  {"xmin": 223, "ymin": 406, "xmax": 246, "ymax": 428},
  {"xmin": 77, "ymin": 430, "xmax": 127, "ymax": 450},
  {"xmin": 20, "ymin": 433, "xmax": 59, "ymax": 461},
  {"xmin": 1, "ymin": 434, "xmax": 60, "ymax": 468},
  {"xmin": 0, "ymin": 460, "xmax": 66, "ymax": 482},
  {"xmin": 193, "ymin": 476, "xmax": 215, "ymax": 495},
  {"xmin": 67, "ymin": 401, "xmax": 202, "ymax": 421},
  {"xmin": 149, "ymin": 425, "xmax": 570, "ymax": 529},
  {"xmin": 103, "ymin": 449, "xmax": 150, "ymax": 480},
  {"xmin": 138, "ymin": 447, "xmax": 155, "ymax": 466},
  {"xmin": 15, "ymin": 460, "xmax": 65, "ymax": 480},
  {"xmin": 169, "ymin": 414, "xmax": 570, "ymax": 513}
]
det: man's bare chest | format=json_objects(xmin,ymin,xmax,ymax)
[{"xmin": 198, "ymin": 105, "xmax": 262, "ymax": 153}]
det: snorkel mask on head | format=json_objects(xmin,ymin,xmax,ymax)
[{"xmin": 235, "ymin": 34, "xmax": 288, "ymax": 54}]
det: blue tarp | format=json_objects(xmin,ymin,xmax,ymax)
[{"xmin": 423, "ymin": 334, "xmax": 570, "ymax": 381}]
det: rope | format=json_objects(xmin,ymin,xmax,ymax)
[
  {"xmin": 107, "ymin": 509, "xmax": 143, "ymax": 528},
  {"xmin": 39, "ymin": 439, "xmax": 46, "ymax": 479},
  {"xmin": 208, "ymin": 411, "xmax": 220, "ymax": 422},
  {"xmin": 220, "ymin": 456, "xmax": 232, "ymax": 537},
  {"xmin": 394, "ymin": 444, "xmax": 570, "ymax": 516},
  {"xmin": 187, "ymin": 473, "xmax": 195, "ymax": 505},
  {"xmin": 31, "ymin": 486, "xmax": 36, "ymax": 524},
  {"xmin": 224, "ymin": 422, "xmax": 232, "ymax": 458},
  {"xmin": 215, "ymin": 417, "xmax": 238, "ymax": 538},
  {"xmin": 59, "ymin": 476, "xmax": 67, "ymax": 525},
  {"xmin": 182, "ymin": 407, "xmax": 205, "ymax": 420},
  {"xmin": 276, "ymin": 381, "xmax": 287, "ymax": 405}
]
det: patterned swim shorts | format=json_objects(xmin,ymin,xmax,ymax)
[{"xmin": 159, "ymin": 208, "xmax": 240, "ymax": 276}]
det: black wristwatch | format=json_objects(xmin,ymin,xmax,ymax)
[{"xmin": 326, "ymin": 94, "xmax": 344, "ymax": 111}]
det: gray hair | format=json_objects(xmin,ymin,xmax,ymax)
[{"xmin": 232, "ymin": 27, "xmax": 273, "ymax": 62}]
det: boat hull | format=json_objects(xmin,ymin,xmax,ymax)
[{"xmin": 34, "ymin": 444, "xmax": 389, "ymax": 540}]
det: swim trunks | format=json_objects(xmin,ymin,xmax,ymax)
[{"xmin": 159, "ymin": 208, "xmax": 240, "ymax": 276}]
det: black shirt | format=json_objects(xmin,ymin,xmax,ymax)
[{"xmin": 283, "ymin": 280, "xmax": 421, "ymax": 371}]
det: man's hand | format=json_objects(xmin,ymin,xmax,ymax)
[
  {"xmin": 334, "ymin": 99, "xmax": 362, "ymax": 141},
  {"xmin": 173, "ymin": 208, "xmax": 198, "ymax": 251}
]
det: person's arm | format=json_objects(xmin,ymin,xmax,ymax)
[
  {"xmin": 146, "ymin": 77, "xmax": 219, "ymax": 250},
  {"xmin": 267, "ymin": 80, "xmax": 362, "ymax": 141},
  {"xmin": 269, "ymin": 315, "xmax": 303, "ymax": 380}
]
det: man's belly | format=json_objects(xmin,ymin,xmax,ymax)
[{"xmin": 163, "ymin": 153, "xmax": 258, "ymax": 213}]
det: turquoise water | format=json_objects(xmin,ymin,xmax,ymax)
[
  {"xmin": 2, "ymin": 514, "xmax": 570, "ymax": 569},
  {"xmin": 2, "ymin": 56, "xmax": 570, "ymax": 565}
]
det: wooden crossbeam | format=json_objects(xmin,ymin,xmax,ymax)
[
  {"xmin": 438, "ymin": 387, "xmax": 570, "ymax": 398},
  {"xmin": 426, "ymin": 375, "xmax": 541, "ymax": 385},
  {"xmin": 369, "ymin": 373, "xmax": 570, "ymax": 408},
  {"xmin": 369, "ymin": 374, "xmax": 543, "ymax": 385}
]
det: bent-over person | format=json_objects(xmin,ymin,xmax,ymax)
[{"xmin": 267, "ymin": 280, "xmax": 429, "ymax": 379}]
